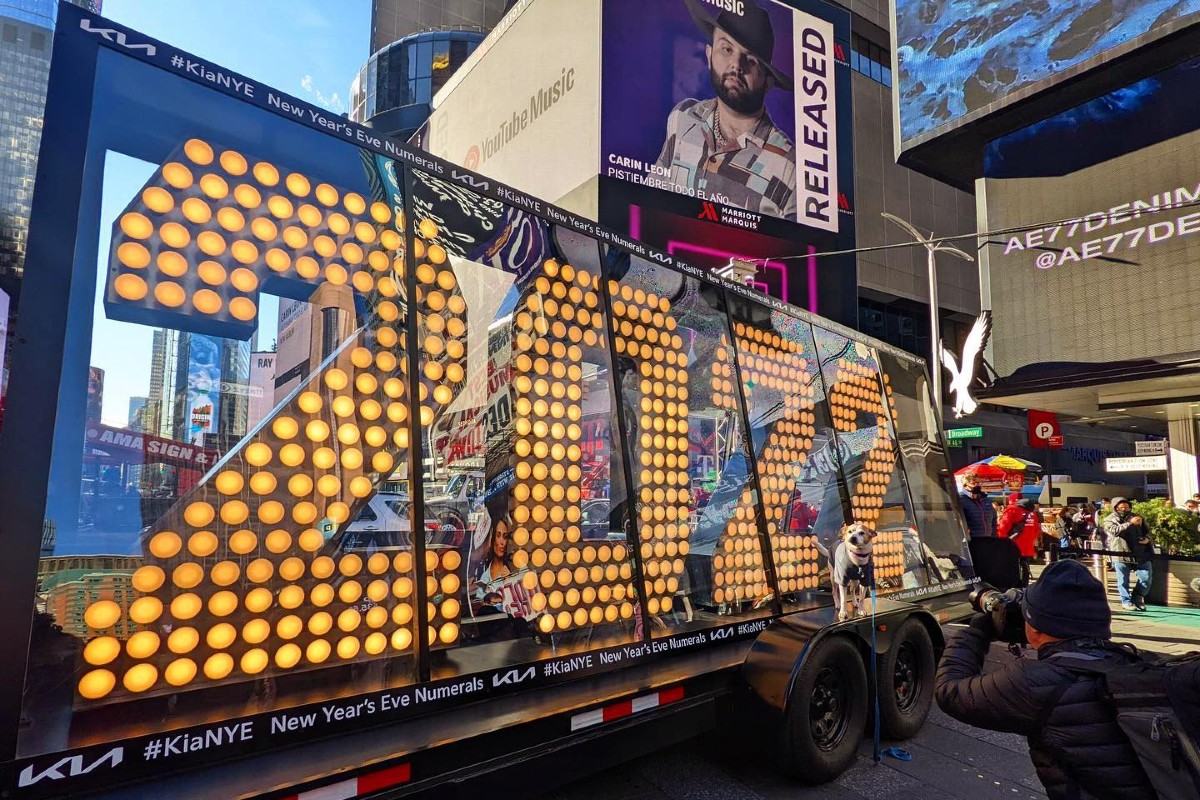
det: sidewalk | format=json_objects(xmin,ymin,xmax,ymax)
[{"xmin": 1032, "ymin": 561, "xmax": 1200, "ymax": 656}]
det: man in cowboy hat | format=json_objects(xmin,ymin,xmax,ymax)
[{"xmin": 656, "ymin": 0, "xmax": 796, "ymax": 219}]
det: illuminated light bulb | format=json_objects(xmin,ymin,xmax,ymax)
[
  {"xmin": 230, "ymin": 295, "xmax": 257, "ymax": 322},
  {"xmin": 113, "ymin": 273, "xmax": 148, "ymax": 301},
  {"xmin": 217, "ymin": 148, "xmax": 246, "ymax": 174},
  {"xmin": 379, "ymin": 229, "xmax": 401, "ymax": 251},
  {"xmin": 314, "ymin": 183, "xmax": 339, "ymax": 206},
  {"xmin": 126, "ymin": 630, "xmax": 160, "ymax": 659},
  {"xmin": 355, "ymin": 373, "xmax": 378, "ymax": 395},
  {"xmin": 250, "ymin": 216, "xmax": 277, "ymax": 241},
  {"xmin": 278, "ymin": 443, "xmax": 305, "ymax": 467},
  {"xmin": 297, "ymin": 391, "xmax": 322, "ymax": 414},
  {"xmin": 272, "ymin": 415, "xmax": 299, "ymax": 439},
  {"xmin": 336, "ymin": 423, "xmax": 360, "ymax": 445},
  {"xmin": 264, "ymin": 247, "xmax": 290, "ymax": 273},
  {"xmin": 244, "ymin": 442, "xmax": 273, "ymax": 467},
  {"xmin": 162, "ymin": 162, "xmax": 193, "ymax": 189},
  {"xmin": 131, "ymin": 565, "xmax": 165, "ymax": 593},
  {"xmin": 312, "ymin": 447, "xmax": 336, "ymax": 469},
  {"xmin": 368, "ymin": 250, "xmax": 390, "ymax": 273},
  {"xmin": 338, "ymin": 608, "xmax": 362, "ymax": 633},
  {"xmin": 172, "ymin": 562, "xmax": 203, "ymax": 589},
  {"xmin": 316, "ymin": 474, "xmax": 341, "ymax": 497},
  {"xmin": 297, "ymin": 203, "xmax": 322, "ymax": 227},
  {"xmin": 324, "ymin": 368, "xmax": 349, "ymax": 391},
  {"xmin": 219, "ymin": 500, "xmax": 249, "ymax": 526},
  {"xmin": 438, "ymin": 623, "xmax": 459, "ymax": 645},
  {"xmin": 245, "ymin": 587, "xmax": 273, "ymax": 614},
  {"xmin": 306, "ymin": 639, "xmax": 332, "ymax": 664},
  {"xmin": 341, "ymin": 241, "xmax": 363, "ymax": 264},
  {"xmin": 363, "ymin": 632, "xmax": 387, "ymax": 655},
  {"xmin": 361, "ymin": 426, "xmax": 385, "ymax": 449},
  {"xmin": 420, "ymin": 406, "xmax": 434, "ymax": 426},
  {"xmin": 274, "ymin": 643, "xmax": 302, "ymax": 670},
  {"xmin": 391, "ymin": 628, "xmax": 414, "ymax": 651},
  {"xmin": 361, "ymin": 401, "xmax": 383, "ymax": 422},
  {"xmin": 433, "ymin": 385, "xmax": 453, "ymax": 405},
  {"xmin": 84, "ymin": 636, "xmax": 121, "ymax": 666},
  {"xmin": 230, "ymin": 240, "xmax": 258, "ymax": 265},
  {"xmin": 195, "ymin": 229, "xmax": 226, "ymax": 255},
  {"xmin": 234, "ymin": 184, "xmax": 262, "ymax": 209},
  {"xmin": 204, "ymin": 653, "xmax": 234, "ymax": 680},
  {"xmin": 339, "ymin": 449, "xmax": 364, "ymax": 472},
  {"xmin": 188, "ymin": 529, "xmax": 218, "ymax": 557},
  {"xmin": 267, "ymin": 194, "xmax": 293, "ymax": 218},
  {"xmin": 319, "ymin": 259, "xmax": 343, "ymax": 285},
  {"xmin": 250, "ymin": 160, "xmax": 279, "ymax": 184},
  {"xmin": 376, "ymin": 300, "xmax": 399, "ymax": 321},
  {"xmin": 247, "ymin": 470, "xmax": 277, "ymax": 495},
  {"xmin": 330, "ymin": 395, "xmax": 354, "ymax": 418},
  {"xmin": 183, "ymin": 501, "xmax": 215, "ymax": 528},
  {"xmin": 240, "ymin": 648, "xmax": 269, "ymax": 675},
  {"xmin": 206, "ymin": 623, "xmax": 237, "ymax": 650},
  {"xmin": 283, "ymin": 226, "xmax": 308, "ymax": 250},
  {"xmin": 354, "ymin": 221, "xmax": 376, "ymax": 243},
  {"xmin": 183, "ymin": 138, "xmax": 215, "ymax": 164},
  {"xmin": 192, "ymin": 289, "xmax": 223, "ymax": 315},
  {"xmin": 286, "ymin": 173, "xmax": 311, "ymax": 196},
  {"xmin": 371, "ymin": 451, "xmax": 393, "ymax": 473},
  {"xmin": 117, "ymin": 242, "xmax": 150, "ymax": 269},
  {"xmin": 129, "ymin": 596, "xmax": 163, "ymax": 624},
  {"xmin": 259, "ymin": 500, "xmax": 286, "ymax": 524},
  {"xmin": 170, "ymin": 593, "xmax": 202, "ymax": 620},
  {"xmin": 199, "ymin": 593, "xmax": 240, "ymax": 624},
  {"xmin": 245, "ymin": 558, "xmax": 273, "ymax": 583},
  {"xmin": 215, "ymin": 470, "xmax": 244, "ymax": 495},
  {"xmin": 298, "ymin": 528, "xmax": 323, "ymax": 552},
  {"xmin": 156, "ymin": 250, "xmax": 188, "ymax": 278},
  {"xmin": 200, "ymin": 174, "xmax": 229, "ymax": 199},
  {"xmin": 78, "ymin": 669, "xmax": 116, "ymax": 700},
  {"xmin": 365, "ymin": 201, "xmax": 391, "ymax": 224},
  {"xmin": 213, "ymin": 208, "xmax": 246, "ymax": 236},
  {"xmin": 426, "ymin": 243, "xmax": 447, "ymax": 265},
  {"xmin": 143, "ymin": 186, "xmax": 174, "ymax": 213},
  {"xmin": 286, "ymin": 474, "xmax": 313, "ymax": 498},
  {"xmin": 327, "ymin": 502, "xmax": 350, "ymax": 524},
  {"xmin": 338, "ymin": 581, "xmax": 363, "ymax": 604},
  {"xmin": 441, "ymin": 597, "xmax": 461, "ymax": 619},
  {"xmin": 165, "ymin": 658, "xmax": 197, "ymax": 687},
  {"xmin": 392, "ymin": 576, "xmax": 413, "ymax": 599},
  {"xmin": 538, "ymin": 615, "xmax": 554, "ymax": 634}
]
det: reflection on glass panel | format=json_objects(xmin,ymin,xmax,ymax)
[
  {"xmin": 604, "ymin": 250, "xmax": 769, "ymax": 629},
  {"xmin": 29, "ymin": 65, "xmax": 421, "ymax": 752},
  {"xmin": 812, "ymin": 328, "xmax": 924, "ymax": 593},
  {"xmin": 408, "ymin": 170, "xmax": 637, "ymax": 677},
  {"xmin": 875, "ymin": 351, "xmax": 971, "ymax": 584},
  {"xmin": 725, "ymin": 296, "xmax": 848, "ymax": 605}
]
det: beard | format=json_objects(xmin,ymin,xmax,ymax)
[{"xmin": 709, "ymin": 63, "xmax": 767, "ymax": 115}]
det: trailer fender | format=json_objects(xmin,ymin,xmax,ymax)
[{"xmin": 741, "ymin": 600, "xmax": 943, "ymax": 719}]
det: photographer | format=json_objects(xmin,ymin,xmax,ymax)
[{"xmin": 935, "ymin": 560, "xmax": 1153, "ymax": 799}]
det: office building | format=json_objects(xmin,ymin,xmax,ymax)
[{"xmin": 369, "ymin": 0, "xmax": 508, "ymax": 53}]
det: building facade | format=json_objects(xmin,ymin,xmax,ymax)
[{"xmin": 369, "ymin": 0, "xmax": 508, "ymax": 53}]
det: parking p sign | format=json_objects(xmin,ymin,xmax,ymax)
[{"xmin": 1028, "ymin": 410, "xmax": 1061, "ymax": 448}]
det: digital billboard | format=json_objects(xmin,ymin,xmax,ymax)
[
  {"xmin": 602, "ymin": 0, "xmax": 844, "ymax": 233},
  {"xmin": 981, "ymin": 125, "xmax": 1200, "ymax": 375},
  {"xmin": 893, "ymin": 0, "xmax": 1200, "ymax": 145}
]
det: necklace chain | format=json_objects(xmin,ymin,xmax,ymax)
[{"xmin": 714, "ymin": 103, "xmax": 727, "ymax": 149}]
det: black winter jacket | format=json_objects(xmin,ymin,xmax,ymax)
[{"xmin": 935, "ymin": 625, "xmax": 1154, "ymax": 799}]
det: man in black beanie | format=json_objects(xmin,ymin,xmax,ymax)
[{"xmin": 936, "ymin": 560, "xmax": 1154, "ymax": 799}]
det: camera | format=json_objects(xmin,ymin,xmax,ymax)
[{"xmin": 968, "ymin": 583, "xmax": 1028, "ymax": 645}]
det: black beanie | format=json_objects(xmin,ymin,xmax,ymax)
[{"xmin": 1021, "ymin": 559, "xmax": 1111, "ymax": 640}]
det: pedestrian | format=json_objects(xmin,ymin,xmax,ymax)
[
  {"xmin": 1093, "ymin": 498, "xmax": 1112, "ymax": 532},
  {"xmin": 1184, "ymin": 499, "xmax": 1199, "ymax": 516},
  {"xmin": 997, "ymin": 493, "xmax": 1040, "ymax": 584},
  {"xmin": 936, "ymin": 559, "xmax": 1155, "ymax": 799},
  {"xmin": 958, "ymin": 471, "xmax": 996, "ymax": 538},
  {"xmin": 1054, "ymin": 508, "xmax": 1075, "ymax": 557},
  {"xmin": 1103, "ymin": 498, "xmax": 1153, "ymax": 612}
]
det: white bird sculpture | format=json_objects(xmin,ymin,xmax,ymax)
[{"xmin": 940, "ymin": 311, "xmax": 991, "ymax": 419}]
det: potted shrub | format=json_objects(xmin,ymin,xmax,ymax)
[{"xmin": 1131, "ymin": 499, "xmax": 1200, "ymax": 607}]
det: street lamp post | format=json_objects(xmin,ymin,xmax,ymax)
[{"xmin": 881, "ymin": 213, "xmax": 975, "ymax": 421}]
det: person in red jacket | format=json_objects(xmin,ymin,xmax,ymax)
[{"xmin": 997, "ymin": 494, "xmax": 1040, "ymax": 585}]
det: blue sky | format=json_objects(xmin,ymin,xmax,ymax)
[
  {"xmin": 89, "ymin": 0, "xmax": 370, "ymax": 426},
  {"xmin": 102, "ymin": 0, "xmax": 370, "ymax": 115}
]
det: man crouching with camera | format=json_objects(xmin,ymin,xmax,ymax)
[{"xmin": 935, "ymin": 559, "xmax": 1154, "ymax": 799}]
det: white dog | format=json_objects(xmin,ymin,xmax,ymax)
[{"xmin": 831, "ymin": 523, "xmax": 877, "ymax": 621}]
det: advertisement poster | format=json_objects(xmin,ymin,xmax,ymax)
[
  {"xmin": 246, "ymin": 351, "xmax": 275, "ymax": 430},
  {"xmin": 601, "ymin": 0, "xmax": 839, "ymax": 233},
  {"xmin": 184, "ymin": 334, "xmax": 222, "ymax": 445}
]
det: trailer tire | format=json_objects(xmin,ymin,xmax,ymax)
[
  {"xmin": 779, "ymin": 635, "xmax": 867, "ymax": 784},
  {"xmin": 876, "ymin": 618, "xmax": 935, "ymax": 740}
]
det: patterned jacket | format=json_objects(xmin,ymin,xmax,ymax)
[{"xmin": 656, "ymin": 98, "xmax": 795, "ymax": 218}]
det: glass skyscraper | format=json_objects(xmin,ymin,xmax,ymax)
[{"xmin": 0, "ymin": 0, "xmax": 100, "ymax": 422}]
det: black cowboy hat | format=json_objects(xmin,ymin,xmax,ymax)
[{"xmin": 685, "ymin": 0, "xmax": 793, "ymax": 91}]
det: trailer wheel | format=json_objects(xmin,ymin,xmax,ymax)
[
  {"xmin": 779, "ymin": 635, "xmax": 867, "ymax": 783},
  {"xmin": 876, "ymin": 619, "xmax": 935, "ymax": 740}
]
